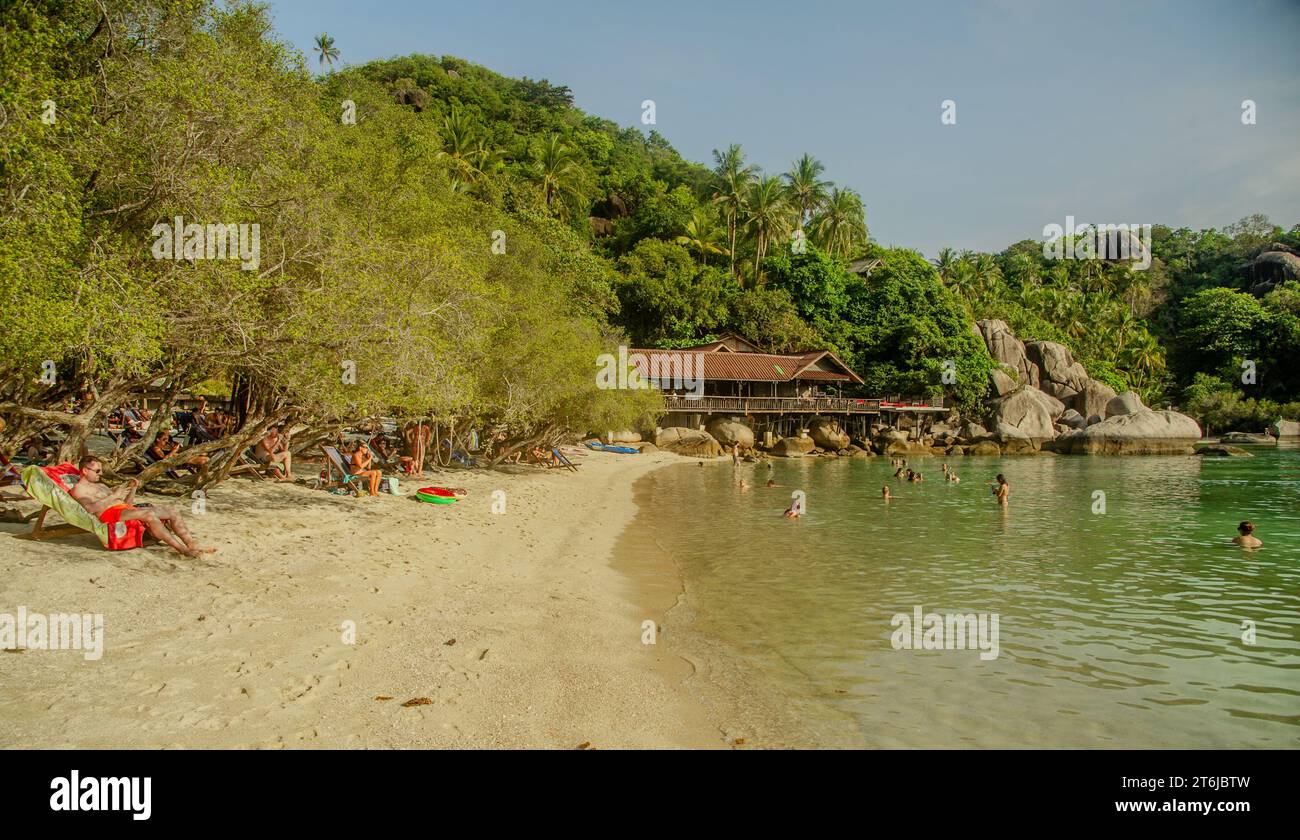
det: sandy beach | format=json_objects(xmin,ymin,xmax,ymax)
[{"xmin": 0, "ymin": 450, "xmax": 725, "ymax": 749}]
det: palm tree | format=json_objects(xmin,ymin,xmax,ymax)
[
  {"xmin": 784, "ymin": 153, "xmax": 832, "ymax": 230},
  {"xmin": 811, "ymin": 187, "xmax": 868, "ymax": 258},
  {"xmin": 744, "ymin": 175, "xmax": 793, "ymax": 282},
  {"xmin": 972, "ymin": 254, "xmax": 1003, "ymax": 300},
  {"xmin": 435, "ymin": 106, "xmax": 503, "ymax": 191},
  {"xmin": 710, "ymin": 144, "xmax": 756, "ymax": 282},
  {"xmin": 314, "ymin": 34, "xmax": 340, "ymax": 70},
  {"xmin": 946, "ymin": 258, "xmax": 979, "ymax": 301},
  {"xmin": 933, "ymin": 247, "xmax": 959, "ymax": 282},
  {"xmin": 675, "ymin": 211, "xmax": 727, "ymax": 264},
  {"xmin": 529, "ymin": 133, "xmax": 583, "ymax": 215}
]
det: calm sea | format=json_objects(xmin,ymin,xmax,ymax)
[{"xmin": 619, "ymin": 445, "xmax": 1300, "ymax": 748}]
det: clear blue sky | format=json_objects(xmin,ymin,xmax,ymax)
[{"xmin": 263, "ymin": 0, "xmax": 1300, "ymax": 257}]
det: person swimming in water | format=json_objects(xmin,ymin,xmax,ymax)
[
  {"xmin": 910, "ymin": 472, "xmax": 922, "ymax": 483},
  {"xmin": 881, "ymin": 485, "xmax": 891, "ymax": 500},
  {"xmin": 946, "ymin": 470, "xmax": 960, "ymax": 483},
  {"xmin": 784, "ymin": 505, "xmax": 801, "ymax": 518},
  {"xmin": 1232, "ymin": 520, "xmax": 1262, "ymax": 548},
  {"xmin": 894, "ymin": 467, "xmax": 906, "ymax": 478},
  {"xmin": 765, "ymin": 478, "xmax": 777, "ymax": 488}
]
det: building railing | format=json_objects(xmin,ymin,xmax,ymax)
[{"xmin": 659, "ymin": 395, "xmax": 944, "ymax": 414}]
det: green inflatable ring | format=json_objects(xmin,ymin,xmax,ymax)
[{"xmin": 415, "ymin": 491, "xmax": 458, "ymax": 505}]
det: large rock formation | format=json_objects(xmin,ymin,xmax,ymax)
[
  {"xmin": 655, "ymin": 427, "xmax": 724, "ymax": 457},
  {"xmin": 974, "ymin": 320, "xmax": 1037, "ymax": 387},
  {"xmin": 1025, "ymin": 341, "xmax": 1090, "ymax": 404},
  {"xmin": 808, "ymin": 416, "xmax": 850, "ymax": 451},
  {"xmin": 1104, "ymin": 390, "xmax": 1145, "ymax": 418},
  {"xmin": 990, "ymin": 388, "xmax": 1062, "ymax": 440},
  {"xmin": 771, "ymin": 436, "xmax": 816, "ymax": 457},
  {"xmin": 1269, "ymin": 418, "xmax": 1300, "ymax": 438},
  {"xmin": 990, "ymin": 365, "xmax": 1019, "ymax": 397},
  {"xmin": 706, "ymin": 417, "xmax": 755, "ymax": 449},
  {"xmin": 1075, "ymin": 380, "xmax": 1118, "ymax": 419},
  {"xmin": 1054, "ymin": 392, "xmax": 1201, "ymax": 454}
]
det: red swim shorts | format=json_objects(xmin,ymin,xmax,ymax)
[{"xmin": 98, "ymin": 504, "xmax": 145, "ymax": 550}]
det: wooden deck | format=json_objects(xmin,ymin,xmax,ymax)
[{"xmin": 660, "ymin": 395, "xmax": 945, "ymax": 415}]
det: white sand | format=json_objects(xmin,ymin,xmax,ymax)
[{"xmin": 0, "ymin": 450, "xmax": 725, "ymax": 749}]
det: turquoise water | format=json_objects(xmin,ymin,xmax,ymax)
[{"xmin": 630, "ymin": 446, "xmax": 1300, "ymax": 748}]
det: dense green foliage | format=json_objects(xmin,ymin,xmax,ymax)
[
  {"xmin": 0, "ymin": 0, "xmax": 658, "ymax": 477},
  {"xmin": 3, "ymin": 0, "xmax": 1294, "ymax": 463}
]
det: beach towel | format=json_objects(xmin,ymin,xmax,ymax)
[{"xmin": 21, "ymin": 465, "xmax": 111, "ymax": 548}]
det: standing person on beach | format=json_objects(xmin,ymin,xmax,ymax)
[
  {"xmin": 69, "ymin": 456, "xmax": 214, "ymax": 557},
  {"xmin": 992, "ymin": 474, "xmax": 1010, "ymax": 506},
  {"xmin": 1232, "ymin": 521, "xmax": 1262, "ymax": 548}
]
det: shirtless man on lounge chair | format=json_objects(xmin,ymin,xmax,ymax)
[
  {"xmin": 253, "ymin": 426, "xmax": 294, "ymax": 481},
  {"xmin": 70, "ymin": 456, "xmax": 214, "ymax": 557}
]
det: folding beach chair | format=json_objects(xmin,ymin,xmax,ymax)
[
  {"xmin": 13, "ymin": 465, "xmax": 111, "ymax": 545},
  {"xmin": 1, "ymin": 453, "xmax": 32, "ymax": 501},
  {"xmin": 318, "ymin": 445, "xmax": 368, "ymax": 495},
  {"xmin": 231, "ymin": 446, "xmax": 277, "ymax": 481},
  {"xmin": 551, "ymin": 448, "xmax": 579, "ymax": 473}
]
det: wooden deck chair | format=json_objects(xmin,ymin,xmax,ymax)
[
  {"xmin": 0, "ymin": 453, "xmax": 32, "ymax": 501},
  {"xmin": 551, "ymin": 448, "xmax": 579, "ymax": 473},
  {"xmin": 232, "ymin": 446, "xmax": 276, "ymax": 481},
  {"xmin": 319, "ymin": 445, "xmax": 367, "ymax": 495},
  {"xmin": 14, "ymin": 465, "xmax": 111, "ymax": 545}
]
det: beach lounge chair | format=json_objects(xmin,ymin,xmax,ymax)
[
  {"xmin": 232, "ymin": 446, "xmax": 277, "ymax": 481},
  {"xmin": 551, "ymin": 448, "xmax": 579, "ymax": 473},
  {"xmin": 14, "ymin": 465, "xmax": 111, "ymax": 545},
  {"xmin": 318, "ymin": 445, "xmax": 367, "ymax": 495},
  {"xmin": 1, "ymin": 453, "xmax": 32, "ymax": 501}
]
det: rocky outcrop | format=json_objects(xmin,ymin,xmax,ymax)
[
  {"xmin": 990, "ymin": 366, "xmax": 1019, "ymax": 397},
  {"xmin": 1054, "ymin": 394, "xmax": 1201, "ymax": 454},
  {"xmin": 990, "ymin": 388, "xmax": 1062, "ymax": 439},
  {"xmin": 707, "ymin": 417, "xmax": 755, "ymax": 449},
  {"xmin": 967, "ymin": 441, "xmax": 1001, "ymax": 456},
  {"xmin": 771, "ymin": 436, "xmax": 816, "ymax": 457},
  {"xmin": 1197, "ymin": 445, "xmax": 1253, "ymax": 457},
  {"xmin": 975, "ymin": 320, "xmax": 1037, "ymax": 387},
  {"xmin": 1025, "ymin": 341, "xmax": 1090, "ymax": 404},
  {"xmin": 1220, "ymin": 432, "xmax": 1275, "ymax": 445},
  {"xmin": 1104, "ymin": 391, "xmax": 1145, "ymax": 418},
  {"xmin": 808, "ymin": 416, "xmax": 850, "ymax": 451},
  {"xmin": 1075, "ymin": 380, "xmax": 1117, "ymax": 419},
  {"xmin": 606, "ymin": 429, "xmax": 642, "ymax": 444},
  {"xmin": 655, "ymin": 427, "xmax": 724, "ymax": 457},
  {"xmin": 1060, "ymin": 409, "xmax": 1086, "ymax": 430},
  {"xmin": 1270, "ymin": 418, "xmax": 1300, "ymax": 438}
]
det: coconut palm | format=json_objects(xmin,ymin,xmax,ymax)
[
  {"xmin": 710, "ymin": 144, "xmax": 757, "ymax": 281},
  {"xmin": 784, "ymin": 153, "xmax": 832, "ymax": 230},
  {"xmin": 972, "ymin": 253, "xmax": 1003, "ymax": 299},
  {"xmin": 744, "ymin": 175, "xmax": 793, "ymax": 282},
  {"xmin": 675, "ymin": 211, "xmax": 727, "ymax": 264},
  {"xmin": 933, "ymin": 247, "xmax": 959, "ymax": 282},
  {"xmin": 812, "ymin": 187, "xmax": 868, "ymax": 258},
  {"xmin": 529, "ymin": 133, "xmax": 584, "ymax": 215},
  {"xmin": 314, "ymin": 34, "xmax": 340, "ymax": 70}
]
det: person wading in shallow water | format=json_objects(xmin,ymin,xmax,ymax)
[
  {"xmin": 993, "ymin": 474, "xmax": 1010, "ymax": 506},
  {"xmin": 1232, "ymin": 521, "xmax": 1262, "ymax": 548}
]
